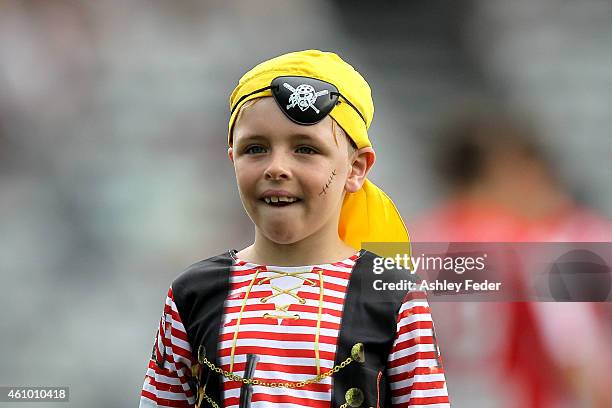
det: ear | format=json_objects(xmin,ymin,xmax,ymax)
[
  {"xmin": 345, "ymin": 147, "xmax": 376, "ymax": 193},
  {"xmin": 227, "ymin": 147, "xmax": 234, "ymax": 163}
]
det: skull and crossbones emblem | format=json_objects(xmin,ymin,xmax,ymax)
[{"xmin": 283, "ymin": 82, "xmax": 329, "ymax": 114}]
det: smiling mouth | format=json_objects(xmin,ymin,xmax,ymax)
[{"xmin": 260, "ymin": 196, "xmax": 301, "ymax": 207}]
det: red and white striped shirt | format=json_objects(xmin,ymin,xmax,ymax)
[{"xmin": 140, "ymin": 252, "xmax": 449, "ymax": 407}]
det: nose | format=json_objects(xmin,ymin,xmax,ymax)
[{"xmin": 264, "ymin": 151, "xmax": 291, "ymax": 181}]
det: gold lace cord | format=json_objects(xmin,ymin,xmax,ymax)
[
  {"xmin": 259, "ymin": 268, "xmax": 326, "ymax": 374},
  {"xmin": 260, "ymin": 269, "xmax": 317, "ymax": 320},
  {"xmin": 229, "ymin": 268, "xmax": 261, "ymax": 371},
  {"xmin": 229, "ymin": 266, "xmax": 325, "ymax": 371}
]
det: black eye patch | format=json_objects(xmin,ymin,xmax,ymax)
[{"xmin": 230, "ymin": 76, "xmax": 366, "ymax": 126}]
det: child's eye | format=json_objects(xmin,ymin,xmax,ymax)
[
  {"xmin": 244, "ymin": 145, "xmax": 267, "ymax": 154},
  {"xmin": 295, "ymin": 146, "xmax": 317, "ymax": 155}
]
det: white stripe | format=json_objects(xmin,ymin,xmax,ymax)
[
  {"xmin": 389, "ymin": 373, "xmax": 447, "ymax": 390},
  {"xmin": 142, "ymin": 381, "xmax": 194, "ymax": 403},
  {"xmin": 388, "ymin": 343, "xmax": 436, "ymax": 360},
  {"xmin": 219, "ymin": 339, "xmax": 337, "ymax": 352},
  {"xmin": 392, "ymin": 384, "xmax": 449, "ymax": 403},
  {"xmin": 408, "ymin": 386, "xmax": 449, "ymax": 398},
  {"xmin": 229, "ymin": 270, "xmax": 351, "ymax": 286},
  {"xmin": 219, "ymin": 324, "xmax": 339, "ymax": 337},
  {"xmin": 231, "ymin": 263, "xmax": 354, "ymax": 273},
  {"xmin": 407, "ymin": 404, "xmax": 451, "ymax": 408},
  {"xmin": 223, "ymin": 384, "xmax": 330, "ymax": 400},
  {"xmin": 167, "ymin": 316, "xmax": 188, "ymax": 334},
  {"xmin": 386, "ymin": 359, "xmax": 440, "ymax": 375},
  {"xmin": 165, "ymin": 297, "xmax": 182, "ymax": 315},
  {"xmin": 396, "ymin": 313, "xmax": 433, "ymax": 329},
  {"xmin": 218, "ymin": 354, "xmax": 336, "ymax": 369},
  {"xmin": 398, "ymin": 299, "xmax": 430, "ymax": 312},
  {"xmin": 220, "ymin": 310, "xmax": 343, "ymax": 324},
  {"xmin": 224, "ymin": 296, "xmax": 346, "ymax": 312},
  {"xmin": 221, "ymin": 368, "xmax": 333, "ymax": 383},
  {"xmin": 139, "ymin": 395, "xmax": 160, "ymax": 407},
  {"xmin": 145, "ymin": 367, "xmax": 183, "ymax": 385},
  {"xmin": 395, "ymin": 328, "xmax": 435, "ymax": 344},
  {"xmin": 224, "ymin": 285, "xmax": 349, "ymax": 303},
  {"xmin": 168, "ymin": 334, "xmax": 192, "ymax": 354}
]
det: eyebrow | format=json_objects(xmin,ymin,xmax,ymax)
[
  {"xmin": 290, "ymin": 133, "xmax": 324, "ymax": 143},
  {"xmin": 236, "ymin": 133, "xmax": 326, "ymax": 144},
  {"xmin": 235, "ymin": 135, "xmax": 267, "ymax": 144}
]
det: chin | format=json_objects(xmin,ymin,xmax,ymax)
[{"xmin": 261, "ymin": 223, "xmax": 305, "ymax": 245}]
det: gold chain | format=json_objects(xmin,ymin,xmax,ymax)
[
  {"xmin": 200, "ymin": 355, "xmax": 353, "ymax": 389},
  {"xmin": 200, "ymin": 391, "xmax": 220, "ymax": 408}
]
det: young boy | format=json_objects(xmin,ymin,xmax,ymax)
[{"xmin": 139, "ymin": 50, "xmax": 449, "ymax": 408}]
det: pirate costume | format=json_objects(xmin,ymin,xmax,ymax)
[{"xmin": 140, "ymin": 50, "xmax": 450, "ymax": 408}]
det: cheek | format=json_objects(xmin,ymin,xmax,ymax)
[{"xmin": 233, "ymin": 165, "xmax": 258, "ymax": 195}]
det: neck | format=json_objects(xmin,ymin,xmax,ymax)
[{"xmin": 239, "ymin": 223, "xmax": 357, "ymax": 266}]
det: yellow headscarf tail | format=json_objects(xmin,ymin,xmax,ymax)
[{"xmin": 339, "ymin": 179, "xmax": 409, "ymax": 250}]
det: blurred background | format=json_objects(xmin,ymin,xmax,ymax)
[{"xmin": 1, "ymin": 0, "xmax": 611, "ymax": 407}]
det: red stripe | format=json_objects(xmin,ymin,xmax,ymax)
[
  {"xmin": 223, "ymin": 303, "xmax": 342, "ymax": 318},
  {"xmin": 220, "ymin": 361, "xmax": 331, "ymax": 376},
  {"xmin": 157, "ymin": 354, "xmax": 190, "ymax": 377},
  {"xmin": 225, "ymin": 391, "xmax": 331, "ymax": 407},
  {"xmin": 231, "ymin": 267, "xmax": 352, "ymax": 281},
  {"xmin": 165, "ymin": 343, "xmax": 195, "ymax": 365},
  {"xmin": 398, "ymin": 305, "xmax": 431, "ymax": 319},
  {"xmin": 388, "ymin": 366, "xmax": 446, "ymax": 383},
  {"xmin": 144, "ymin": 374, "xmax": 194, "ymax": 396},
  {"xmin": 388, "ymin": 351, "xmax": 438, "ymax": 368},
  {"xmin": 141, "ymin": 390, "xmax": 192, "ymax": 407},
  {"xmin": 225, "ymin": 290, "xmax": 347, "ymax": 305},
  {"xmin": 251, "ymin": 391, "xmax": 331, "ymax": 406},
  {"xmin": 393, "ymin": 336, "xmax": 435, "ymax": 353},
  {"xmin": 397, "ymin": 320, "xmax": 434, "ymax": 336},
  {"xmin": 229, "ymin": 274, "xmax": 350, "ymax": 293},
  {"xmin": 231, "ymin": 267, "xmax": 262, "ymax": 277},
  {"xmin": 219, "ymin": 330, "xmax": 338, "ymax": 345},
  {"xmin": 223, "ymin": 378, "xmax": 331, "ymax": 393},
  {"xmin": 403, "ymin": 291, "xmax": 428, "ymax": 301},
  {"xmin": 222, "ymin": 317, "xmax": 340, "ymax": 329},
  {"xmin": 298, "ymin": 291, "xmax": 346, "ymax": 304},
  {"xmin": 218, "ymin": 345, "xmax": 335, "ymax": 360},
  {"xmin": 322, "ymin": 268, "xmax": 352, "ymax": 279},
  {"xmin": 333, "ymin": 261, "xmax": 354, "ymax": 268},
  {"xmin": 392, "ymin": 381, "xmax": 447, "ymax": 397},
  {"xmin": 401, "ymin": 395, "xmax": 450, "ymax": 406}
]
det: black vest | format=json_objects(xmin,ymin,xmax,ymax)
[{"xmin": 171, "ymin": 250, "xmax": 415, "ymax": 408}]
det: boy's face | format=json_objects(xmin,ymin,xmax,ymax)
[{"xmin": 229, "ymin": 97, "xmax": 365, "ymax": 245}]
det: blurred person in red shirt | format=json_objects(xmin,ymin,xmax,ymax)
[{"xmin": 411, "ymin": 110, "xmax": 612, "ymax": 408}]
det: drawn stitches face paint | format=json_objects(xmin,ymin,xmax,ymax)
[
  {"xmin": 319, "ymin": 169, "xmax": 337, "ymax": 196},
  {"xmin": 232, "ymin": 98, "xmax": 355, "ymax": 245}
]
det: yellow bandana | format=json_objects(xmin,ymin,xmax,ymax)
[{"xmin": 228, "ymin": 50, "xmax": 409, "ymax": 250}]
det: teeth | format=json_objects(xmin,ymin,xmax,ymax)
[{"xmin": 263, "ymin": 196, "xmax": 298, "ymax": 204}]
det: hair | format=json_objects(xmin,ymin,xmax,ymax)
[
  {"xmin": 234, "ymin": 98, "xmax": 261, "ymax": 128},
  {"xmin": 234, "ymin": 97, "xmax": 358, "ymax": 156}
]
